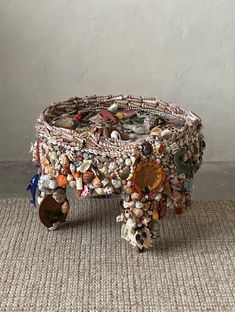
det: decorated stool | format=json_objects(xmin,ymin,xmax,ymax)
[{"xmin": 28, "ymin": 95, "xmax": 205, "ymax": 251}]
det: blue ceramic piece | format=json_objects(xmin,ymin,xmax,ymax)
[
  {"xmin": 183, "ymin": 179, "xmax": 193, "ymax": 193},
  {"xmin": 27, "ymin": 173, "xmax": 40, "ymax": 206}
]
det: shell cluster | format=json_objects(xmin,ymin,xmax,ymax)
[{"xmin": 31, "ymin": 95, "xmax": 205, "ymax": 250}]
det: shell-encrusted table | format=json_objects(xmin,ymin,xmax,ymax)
[{"xmin": 28, "ymin": 95, "xmax": 205, "ymax": 251}]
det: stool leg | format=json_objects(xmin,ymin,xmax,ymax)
[
  {"xmin": 37, "ymin": 174, "xmax": 70, "ymax": 230},
  {"xmin": 117, "ymin": 190, "xmax": 164, "ymax": 251},
  {"xmin": 171, "ymin": 177, "xmax": 194, "ymax": 214}
]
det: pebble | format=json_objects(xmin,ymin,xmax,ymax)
[
  {"xmin": 135, "ymin": 201, "xmax": 143, "ymax": 209},
  {"xmin": 83, "ymin": 152, "xmax": 89, "ymax": 159},
  {"xmin": 131, "ymin": 192, "xmax": 141, "ymax": 200},
  {"xmin": 133, "ymin": 208, "xmax": 144, "ymax": 217},
  {"xmin": 125, "ymin": 158, "xmax": 132, "ymax": 166},
  {"xmin": 95, "ymin": 188, "xmax": 105, "ymax": 196}
]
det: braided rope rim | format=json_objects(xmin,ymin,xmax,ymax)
[{"xmin": 36, "ymin": 95, "xmax": 202, "ymax": 154}]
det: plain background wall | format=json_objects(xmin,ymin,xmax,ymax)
[{"xmin": 0, "ymin": 0, "xmax": 234, "ymax": 161}]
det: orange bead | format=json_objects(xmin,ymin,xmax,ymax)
[{"xmin": 56, "ymin": 175, "xmax": 68, "ymax": 187}]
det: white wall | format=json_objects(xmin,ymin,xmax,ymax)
[{"xmin": 0, "ymin": 0, "xmax": 234, "ymax": 161}]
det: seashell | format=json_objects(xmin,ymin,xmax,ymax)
[
  {"xmin": 118, "ymin": 158, "xmax": 124, "ymax": 164},
  {"xmin": 125, "ymin": 187, "xmax": 133, "ymax": 195},
  {"xmin": 142, "ymin": 216, "xmax": 151, "ymax": 226},
  {"xmin": 116, "ymin": 214, "xmax": 124, "ymax": 222},
  {"xmin": 119, "ymin": 167, "xmax": 130, "ymax": 179},
  {"xmin": 75, "ymin": 177, "xmax": 83, "ymax": 190},
  {"xmin": 99, "ymin": 165, "xmax": 108, "ymax": 175},
  {"xmin": 126, "ymin": 218, "xmax": 136, "ymax": 229},
  {"xmin": 108, "ymin": 162, "xmax": 117, "ymax": 171},
  {"xmin": 111, "ymin": 179, "xmax": 122, "ymax": 189},
  {"xmin": 123, "ymin": 201, "xmax": 134, "ymax": 208},
  {"xmin": 125, "ymin": 158, "xmax": 132, "ymax": 167},
  {"xmin": 61, "ymin": 166, "xmax": 69, "ymax": 175},
  {"xmin": 59, "ymin": 154, "xmax": 70, "ymax": 166},
  {"xmin": 131, "ymin": 192, "xmax": 141, "ymax": 200},
  {"xmin": 95, "ymin": 187, "xmax": 105, "ymax": 196},
  {"xmin": 69, "ymin": 181, "xmax": 76, "ymax": 188},
  {"xmin": 82, "ymin": 171, "xmax": 95, "ymax": 184},
  {"xmin": 141, "ymin": 141, "xmax": 153, "ymax": 155},
  {"xmin": 130, "ymin": 156, "xmax": 136, "ymax": 165},
  {"xmin": 80, "ymin": 185, "xmax": 89, "ymax": 197},
  {"xmin": 108, "ymin": 103, "xmax": 119, "ymax": 112},
  {"xmin": 135, "ymin": 201, "xmax": 143, "ymax": 209},
  {"xmin": 104, "ymin": 186, "xmax": 114, "ymax": 195},
  {"xmin": 78, "ymin": 160, "xmax": 92, "ymax": 173},
  {"xmin": 66, "ymin": 150, "xmax": 77, "ymax": 161},
  {"xmin": 49, "ymin": 151, "xmax": 58, "ymax": 163},
  {"xmin": 61, "ymin": 201, "xmax": 70, "ymax": 214},
  {"xmin": 92, "ymin": 176, "xmax": 101, "ymax": 188},
  {"xmin": 56, "ymin": 175, "xmax": 68, "ymax": 187},
  {"xmin": 83, "ymin": 152, "xmax": 89, "ymax": 160},
  {"xmin": 37, "ymin": 196, "xmax": 44, "ymax": 205},
  {"xmin": 132, "ymin": 124, "xmax": 150, "ymax": 135},
  {"xmin": 161, "ymin": 129, "xmax": 171, "ymax": 138},
  {"xmin": 133, "ymin": 208, "xmax": 144, "ymax": 217},
  {"xmin": 52, "ymin": 189, "xmax": 66, "ymax": 203},
  {"xmin": 110, "ymin": 130, "xmax": 121, "ymax": 140},
  {"xmin": 74, "ymin": 159, "xmax": 82, "ymax": 167},
  {"xmin": 101, "ymin": 178, "xmax": 109, "ymax": 187},
  {"xmin": 44, "ymin": 166, "xmax": 53, "ymax": 175},
  {"xmin": 48, "ymin": 179, "xmax": 58, "ymax": 190},
  {"xmin": 150, "ymin": 127, "xmax": 162, "ymax": 136},
  {"xmin": 67, "ymin": 174, "xmax": 74, "ymax": 182},
  {"xmin": 54, "ymin": 162, "xmax": 61, "ymax": 171},
  {"xmin": 155, "ymin": 193, "xmax": 162, "ymax": 201},
  {"xmin": 110, "ymin": 172, "xmax": 117, "ymax": 179}
]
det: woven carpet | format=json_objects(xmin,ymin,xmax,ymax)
[{"xmin": 0, "ymin": 198, "xmax": 234, "ymax": 312}]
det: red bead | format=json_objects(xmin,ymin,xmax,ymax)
[{"xmin": 74, "ymin": 113, "xmax": 83, "ymax": 120}]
